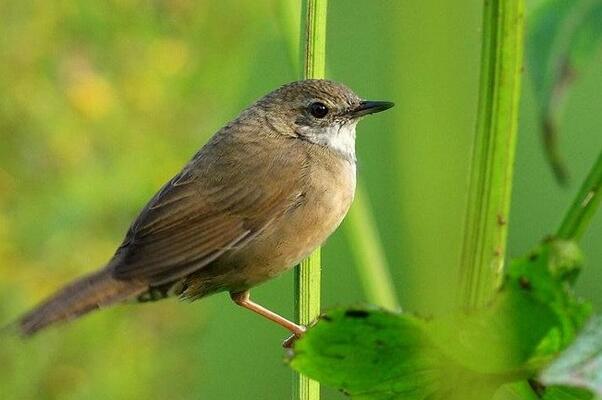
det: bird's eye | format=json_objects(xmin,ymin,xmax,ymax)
[{"xmin": 309, "ymin": 102, "xmax": 329, "ymax": 118}]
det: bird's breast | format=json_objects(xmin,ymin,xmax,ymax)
[{"xmin": 222, "ymin": 155, "xmax": 356, "ymax": 291}]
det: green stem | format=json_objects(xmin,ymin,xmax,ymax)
[
  {"xmin": 294, "ymin": 1, "xmax": 327, "ymax": 399},
  {"xmin": 557, "ymin": 151, "xmax": 602, "ymax": 241},
  {"xmin": 345, "ymin": 186, "xmax": 400, "ymax": 311},
  {"xmin": 458, "ymin": 0, "xmax": 525, "ymax": 309},
  {"xmin": 301, "ymin": 0, "xmax": 327, "ymax": 78}
]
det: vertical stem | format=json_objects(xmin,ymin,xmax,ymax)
[
  {"xmin": 458, "ymin": 0, "xmax": 525, "ymax": 309},
  {"xmin": 345, "ymin": 187, "xmax": 400, "ymax": 311},
  {"xmin": 557, "ymin": 151, "xmax": 602, "ymax": 241},
  {"xmin": 294, "ymin": 1, "xmax": 327, "ymax": 399},
  {"xmin": 302, "ymin": 0, "xmax": 327, "ymax": 78}
]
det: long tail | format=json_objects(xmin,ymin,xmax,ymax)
[{"xmin": 13, "ymin": 268, "xmax": 146, "ymax": 337}]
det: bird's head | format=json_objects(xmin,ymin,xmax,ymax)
[{"xmin": 253, "ymin": 79, "xmax": 394, "ymax": 161}]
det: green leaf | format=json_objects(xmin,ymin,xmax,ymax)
[
  {"xmin": 540, "ymin": 315, "xmax": 602, "ymax": 396},
  {"xmin": 527, "ymin": 0, "xmax": 602, "ymax": 183},
  {"xmin": 289, "ymin": 307, "xmax": 504, "ymax": 400},
  {"xmin": 435, "ymin": 239, "xmax": 589, "ymax": 375},
  {"xmin": 493, "ymin": 381, "xmax": 539, "ymax": 400},
  {"xmin": 541, "ymin": 386, "xmax": 594, "ymax": 400},
  {"xmin": 429, "ymin": 282, "xmax": 560, "ymax": 375},
  {"xmin": 506, "ymin": 240, "xmax": 591, "ymax": 358},
  {"xmin": 289, "ymin": 307, "xmax": 438, "ymax": 399},
  {"xmin": 289, "ymin": 240, "xmax": 592, "ymax": 399}
]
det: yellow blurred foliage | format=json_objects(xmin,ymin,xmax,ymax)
[
  {"xmin": 48, "ymin": 127, "xmax": 93, "ymax": 168},
  {"xmin": 0, "ymin": 168, "xmax": 16, "ymax": 203},
  {"xmin": 0, "ymin": 213, "xmax": 14, "ymax": 270},
  {"xmin": 149, "ymin": 38, "xmax": 190, "ymax": 77},
  {"xmin": 65, "ymin": 61, "xmax": 116, "ymax": 120}
]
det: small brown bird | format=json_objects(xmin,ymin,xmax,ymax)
[{"xmin": 13, "ymin": 79, "xmax": 393, "ymax": 338}]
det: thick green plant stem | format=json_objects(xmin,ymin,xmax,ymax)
[
  {"xmin": 301, "ymin": 0, "xmax": 327, "ymax": 79},
  {"xmin": 557, "ymin": 151, "xmax": 602, "ymax": 241},
  {"xmin": 458, "ymin": 0, "xmax": 525, "ymax": 309},
  {"xmin": 345, "ymin": 187, "xmax": 400, "ymax": 311},
  {"xmin": 294, "ymin": 1, "xmax": 327, "ymax": 399}
]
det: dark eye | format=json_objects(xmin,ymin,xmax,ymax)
[{"xmin": 309, "ymin": 102, "xmax": 329, "ymax": 118}]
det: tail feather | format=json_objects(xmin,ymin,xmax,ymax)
[{"xmin": 15, "ymin": 268, "xmax": 146, "ymax": 337}]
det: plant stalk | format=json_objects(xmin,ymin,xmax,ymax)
[
  {"xmin": 294, "ymin": 0, "xmax": 327, "ymax": 399},
  {"xmin": 458, "ymin": 0, "xmax": 525, "ymax": 309},
  {"xmin": 345, "ymin": 186, "xmax": 400, "ymax": 311},
  {"xmin": 557, "ymin": 151, "xmax": 602, "ymax": 241}
]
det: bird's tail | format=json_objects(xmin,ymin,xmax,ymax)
[{"xmin": 11, "ymin": 268, "xmax": 146, "ymax": 337}]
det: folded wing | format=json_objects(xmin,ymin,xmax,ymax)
[{"xmin": 112, "ymin": 138, "xmax": 304, "ymax": 286}]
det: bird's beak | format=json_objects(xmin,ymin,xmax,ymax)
[{"xmin": 347, "ymin": 101, "xmax": 395, "ymax": 118}]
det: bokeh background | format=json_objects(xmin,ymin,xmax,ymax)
[{"xmin": 0, "ymin": 1, "xmax": 600, "ymax": 399}]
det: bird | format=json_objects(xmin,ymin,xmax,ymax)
[{"xmin": 11, "ymin": 79, "xmax": 394, "ymax": 339}]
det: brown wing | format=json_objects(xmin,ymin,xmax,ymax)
[{"xmin": 112, "ymin": 134, "xmax": 305, "ymax": 286}]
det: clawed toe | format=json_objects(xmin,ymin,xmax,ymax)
[{"xmin": 282, "ymin": 326, "xmax": 306, "ymax": 348}]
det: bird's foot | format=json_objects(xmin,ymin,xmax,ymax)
[{"xmin": 282, "ymin": 325, "xmax": 306, "ymax": 348}]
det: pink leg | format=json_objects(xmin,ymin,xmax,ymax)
[{"xmin": 230, "ymin": 290, "xmax": 306, "ymax": 337}]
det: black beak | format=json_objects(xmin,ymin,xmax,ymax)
[{"xmin": 348, "ymin": 100, "xmax": 395, "ymax": 118}]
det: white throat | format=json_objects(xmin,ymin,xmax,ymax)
[{"xmin": 300, "ymin": 121, "xmax": 357, "ymax": 162}]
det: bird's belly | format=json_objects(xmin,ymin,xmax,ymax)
[
  {"xmin": 185, "ymin": 161, "xmax": 356, "ymax": 295},
  {"xmin": 253, "ymin": 193, "xmax": 352, "ymax": 277},
  {"xmin": 234, "ymin": 178, "xmax": 354, "ymax": 289}
]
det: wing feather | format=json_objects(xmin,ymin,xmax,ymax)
[{"xmin": 112, "ymin": 135, "xmax": 305, "ymax": 286}]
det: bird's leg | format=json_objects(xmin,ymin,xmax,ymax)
[{"xmin": 230, "ymin": 291, "xmax": 306, "ymax": 341}]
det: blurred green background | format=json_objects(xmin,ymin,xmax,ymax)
[{"xmin": 0, "ymin": 1, "xmax": 600, "ymax": 399}]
